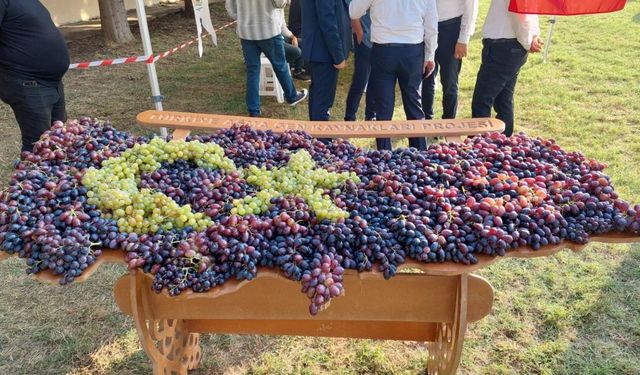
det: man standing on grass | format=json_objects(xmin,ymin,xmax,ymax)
[
  {"xmin": 344, "ymin": 10, "xmax": 376, "ymax": 123},
  {"xmin": 422, "ymin": 0, "xmax": 478, "ymax": 121},
  {"xmin": 0, "ymin": 0, "xmax": 69, "ymax": 154},
  {"xmin": 301, "ymin": 0, "xmax": 352, "ymax": 125},
  {"xmin": 471, "ymin": 0, "xmax": 543, "ymax": 136},
  {"xmin": 350, "ymin": 0, "xmax": 438, "ymax": 151},
  {"xmin": 226, "ymin": 0, "xmax": 308, "ymax": 118}
]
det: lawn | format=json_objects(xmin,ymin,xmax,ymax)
[{"xmin": 1, "ymin": 1, "xmax": 639, "ymax": 374}]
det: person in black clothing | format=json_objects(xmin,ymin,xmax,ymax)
[
  {"xmin": 0, "ymin": 0, "xmax": 69, "ymax": 153},
  {"xmin": 284, "ymin": 0, "xmax": 309, "ymax": 81},
  {"xmin": 278, "ymin": 8, "xmax": 309, "ymax": 81},
  {"xmin": 288, "ymin": 0, "xmax": 302, "ymax": 37}
]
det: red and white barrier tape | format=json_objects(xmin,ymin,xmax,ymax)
[{"xmin": 68, "ymin": 20, "xmax": 237, "ymax": 70}]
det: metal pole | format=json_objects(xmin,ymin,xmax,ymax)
[
  {"xmin": 134, "ymin": 0, "xmax": 167, "ymax": 137},
  {"xmin": 543, "ymin": 16, "xmax": 557, "ymax": 64}
]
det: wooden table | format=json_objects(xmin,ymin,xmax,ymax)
[{"xmin": 3, "ymin": 111, "xmax": 638, "ymax": 375}]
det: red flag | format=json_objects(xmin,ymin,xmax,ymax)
[{"xmin": 509, "ymin": 0, "xmax": 627, "ymax": 15}]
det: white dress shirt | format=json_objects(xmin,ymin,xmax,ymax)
[
  {"xmin": 436, "ymin": 0, "xmax": 479, "ymax": 44},
  {"xmin": 350, "ymin": 0, "xmax": 438, "ymax": 62},
  {"xmin": 482, "ymin": 0, "xmax": 540, "ymax": 50}
]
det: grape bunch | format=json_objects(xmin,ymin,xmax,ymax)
[
  {"xmin": 1, "ymin": 119, "xmax": 640, "ymax": 315},
  {"xmin": 0, "ymin": 119, "xmax": 142, "ymax": 284},
  {"xmin": 232, "ymin": 149, "xmax": 359, "ymax": 220},
  {"xmin": 82, "ymin": 138, "xmax": 236, "ymax": 233}
]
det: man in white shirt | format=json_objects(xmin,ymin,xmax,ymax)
[
  {"xmin": 422, "ymin": 0, "xmax": 478, "ymax": 120},
  {"xmin": 350, "ymin": 0, "xmax": 438, "ymax": 151},
  {"xmin": 471, "ymin": 0, "xmax": 543, "ymax": 136}
]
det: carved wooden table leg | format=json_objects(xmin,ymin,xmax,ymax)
[
  {"xmin": 130, "ymin": 272, "xmax": 202, "ymax": 375},
  {"xmin": 427, "ymin": 273, "xmax": 469, "ymax": 375}
]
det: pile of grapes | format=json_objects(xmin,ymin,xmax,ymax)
[{"xmin": 1, "ymin": 119, "xmax": 639, "ymax": 315}]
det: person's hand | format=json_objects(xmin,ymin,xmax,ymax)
[
  {"xmin": 334, "ymin": 60, "xmax": 347, "ymax": 69},
  {"xmin": 423, "ymin": 60, "xmax": 435, "ymax": 77},
  {"xmin": 454, "ymin": 43, "xmax": 468, "ymax": 59},
  {"xmin": 354, "ymin": 28, "xmax": 364, "ymax": 45},
  {"xmin": 530, "ymin": 36, "xmax": 544, "ymax": 53},
  {"xmin": 291, "ymin": 36, "xmax": 299, "ymax": 48},
  {"xmin": 351, "ymin": 19, "xmax": 364, "ymax": 45}
]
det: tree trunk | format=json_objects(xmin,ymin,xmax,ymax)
[
  {"xmin": 184, "ymin": 0, "xmax": 194, "ymax": 18},
  {"xmin": 98, "ymin": 0, "xmax": 136, "ymax": 45}
]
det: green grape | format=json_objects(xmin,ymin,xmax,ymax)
[
  {"xmin": 233, "ymin": 150, "xmax": 358, "ymax": 221},
  {"xmin": 82, "ymin": 138, "xmax": 236, "ymax": 234}
]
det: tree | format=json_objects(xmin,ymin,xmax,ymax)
[
  {"xmin": 98, "ymin": 0, "xmax": 135, "ymax": 45},
  {"xmin": 184, "ymin": 0, "xmax": 195, "ymax": 18}
]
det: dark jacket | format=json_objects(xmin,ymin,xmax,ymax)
[{"xmin": 301, "ymin": 0, "xmax": 352, "ymax": 65}]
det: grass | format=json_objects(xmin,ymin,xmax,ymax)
[{"xmin": 0, "ymin": 2, "xmax": 639, "ymax": 374}]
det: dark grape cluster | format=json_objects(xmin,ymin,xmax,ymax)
[
  {"xmin": 0, "ymin": 119, "xmax": 145, "ymax": 283},
  {"xmin": 1, "ymin": 120, "xmax": 639, "ymax": 315},
  {"xmin": 139, "ymin": 160, "xmax": 249, "ymax": 219}
]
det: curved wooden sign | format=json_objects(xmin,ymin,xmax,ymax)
[{"xmin": 137, "ymin": 110, "xmax": 505, "ymax": 139}]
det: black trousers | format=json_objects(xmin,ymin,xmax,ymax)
[
  {"xmin": 370, "ymin": 43, "xmax": 427, "ymax": 151},
  {"xmin": 472, "ymin": 39, "xmax": 528, "ymax": 137},
  {"xmin": 344, "ymin": 36, "xmax": 375, "ymax": 121},
  {"xmin": 422, "ymin": 16, "xmax": 462, "ymax": 120},
  {"xmin": 0, "ymin": 74, "xmax": 66, "ymax": 152},
  {"xmin": 308, "ymin": 61, "xmax": 339, "ymax": 122}
]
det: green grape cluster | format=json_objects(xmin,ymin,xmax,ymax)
[
  {"xmin": 83, "ymin": 138, "xmax": 236, "ymax": 233},
  {"xmin": 232, "ymin": 150, "xmax": 360, "ymax": 221}
]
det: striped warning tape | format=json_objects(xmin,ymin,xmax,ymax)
[{"xmin": 68, "ymin": 20, "xmax": 237, "ymax": 70}]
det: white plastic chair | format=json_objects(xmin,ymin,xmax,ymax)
[{"xmin": 259, "ymin": 54, "xmax": 285, "ymax": 104}]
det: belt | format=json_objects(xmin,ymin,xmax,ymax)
[
  {"xmin": 483, "ymin": 38, "xmax": 518, "ymax": 44},
  {"xmin": 439, "ymin": 16, "xmax": 462, "ymax": 27},
  {"xmin": 373, "ymin": 42, "xmax": 423, "ymax": 48}
]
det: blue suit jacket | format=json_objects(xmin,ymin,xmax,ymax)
[{"xmin": 301, "ymin": 0, "xmax": 352, "ymax": 65}]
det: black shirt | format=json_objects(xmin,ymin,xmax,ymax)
[
  {"xmin": 288, "ymin": 0, "xmax": 302, "ymax": 37},
  {"xmin": 0, "ymin": 0, "xmax": 70, "ymax": 83}
]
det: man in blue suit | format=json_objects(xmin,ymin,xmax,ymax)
[{"xmin": 301, "ymin": 0, "xmax": 352, "ymax": 123}]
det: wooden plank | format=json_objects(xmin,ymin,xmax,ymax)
[
  {"xmin": 186, "ymin": 319, "xmax": 439, "ymax": 341},
  {"xmin": 137, "ymin": 110, "xmax": 505, "ymax": 139},
  {"xmin": 172, "ymin": 128, "xmax": 191, "ymax": 140},
  {"xmin": 113, "ymin": 272, "xmax": 494, "ymax": 327}
]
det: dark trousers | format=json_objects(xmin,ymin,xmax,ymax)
[
  {"xmin": 0, "ymin": 74, "xmax": 66, "ymax": 152},
  {"xmin": 241, "ymin": 35, "xmax": 298, "ymax": 116},
  {"xmin": 370, "ymin": 43, "xmax": 427, "ymax": 151},
  {"xmin": 472, "ymin": 39, "xmax": 528, "ymax": 137},
  {"xmin": 308, "ymin": 61, "xmax": 339, "ymax": 122},
  {"xmin": 344, "ymin": 38, "xmax": 375, "ymax": 121},
  {"xmin": 284, "ymin": 38, "xmax": 304, "ymax": 73},
  {"xmin": 422, "ymin": 17, "xmax": 462, "ymax": 120}
]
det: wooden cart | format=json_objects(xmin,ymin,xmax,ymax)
[{"xmin": 2, "ymin": 111, "xmax": 639, "ymax": 375}]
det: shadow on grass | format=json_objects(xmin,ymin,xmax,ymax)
[
  {"xmin": 76, "ymin": 334, "xmax": 285, "ymax": 375},
  {"xmin": 557, "ymin": 245, "xmax": 640, "ymax": 374}
]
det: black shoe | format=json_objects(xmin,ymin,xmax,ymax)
[
  {"xmin": 248, "ymin": 113, "xmax": 260, "ymax": 118},
  {"xmin": 289, "ymin": 89, "xmax": 308, "ymax": 107},
  {"xmin": 293, "ymin": 71, "xmax": 311, "ymax": 82}
]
